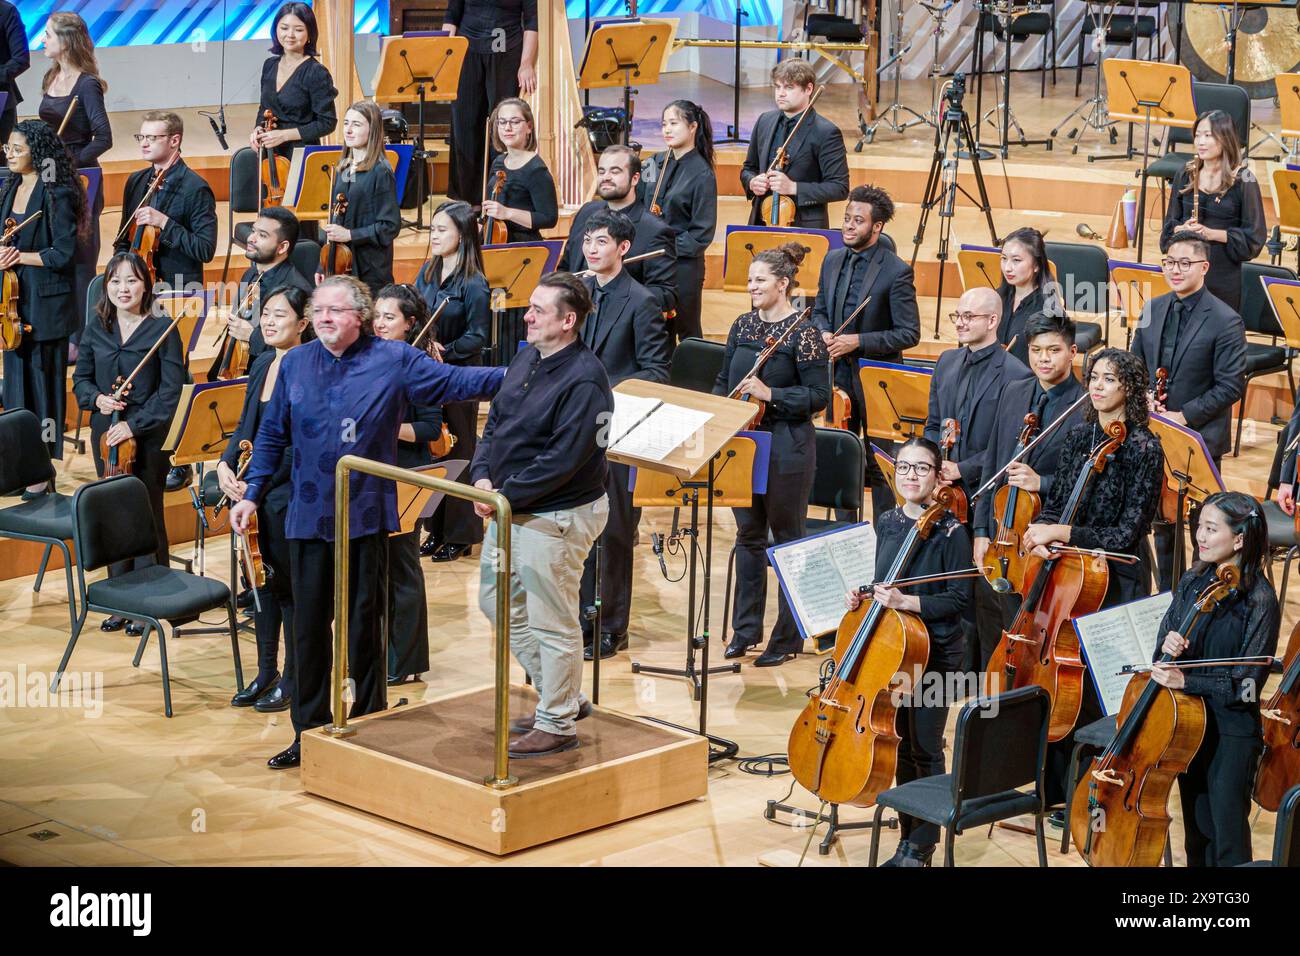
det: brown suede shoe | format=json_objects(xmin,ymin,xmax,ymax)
[
  {"xmin": 509, "ymin": 699, "xmax": 592, "ymax": 734},
  {"xmin": 507, "ymin": 729, "xmax": 579, "ymax": 758}
]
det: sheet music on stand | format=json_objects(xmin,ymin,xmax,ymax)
[
  {"xmin": 1072, "ymin": 591, "xmax": 1173, "ymax": 717},
  {"xmin": 768, "ymin": 522, "xmax": 877, "ymax": 642},
  {"xmin": 607, "ymin": 391, "xmax": 713, "ymax": 462}
]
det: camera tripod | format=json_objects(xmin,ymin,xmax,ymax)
[{"xmin": 911, "ymin": 75, "xmax": 1000, "ymax": 339}]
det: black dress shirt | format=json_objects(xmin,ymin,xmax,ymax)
[
  {"xmin": 637, "ymin": 148, "xmax": 717, "ymax": 260},
  {"xmin": 446, "ymin": 0, "xmax": 538, "ymax": 52},
  {"xmin": 414, "ymin": 263, "xmax": 491, "ymax": 365},
  {"xmin": 339, "ymin": 160, "xmax": 401, "ymax": 295},
  {"xmin": 258, "ymin": 56, "xmax": 338, "ymax": 158},
  {"xmin": 874, "ymin": 508, "xmax": 972, "ymax": 657},
  {"xmin": 0, "ymin": 2, "xmax": 28, "ymax": 110},
  {"xmin": 73, "ymin": 315, "xmax": 186, "ymax": 440},
  {"xmin": 39, "ymin": 73, "xmax": 112, "ymax": 168},
  {"xmin": 559, "ymin": 198, "xmax": 678, "ymax": 314},
  {"xmin": 242, "ymin": 257, "xmax": 317, "ymax": 360},
  {"xmin": 113, "ymin": 158, "xmax": 218, "ymax": 288}
]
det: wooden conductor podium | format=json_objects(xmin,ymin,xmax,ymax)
[{"xmin": 1150, "ymin": 414, "xmax": 1225, "ymax": 581}]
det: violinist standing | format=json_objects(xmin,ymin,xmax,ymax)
[
  {"xmin": 0, "ymin": 0, "xmax": 27, "ymax": 146},
  {"xmin": 0, "ymin": 120, "xmax": 85, "ymax": 473},
  {"xmin": 849, "ymin": 438, "xmax": 973, "ymax": 867},
  {"xmin": 715, "ymin": 244, "xmax": 829, "ymax": 667},
  {"xmin": 1151, "ymin": 491, "xmax": 1278, "ymax": 866},
  {"xmin": 248, "ymin": 3, "xmax": 338, "ymax": 162}
]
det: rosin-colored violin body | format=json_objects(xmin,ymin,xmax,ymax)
[{"xmin": 1255, "ymin": 619, "xmax": 1300, "ymax": 812}]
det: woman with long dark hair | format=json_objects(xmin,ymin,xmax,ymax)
[
  {"xmin": 996, "ymin": 226, "xmax": 1065, "ymax": 367},
  {"xmin": 1159, "ymin": 109, "xmax": 1266, "ymax": 312},
  {"xmin": 72, "ymin": 252, "xmax": 184, "ymax": 634},
  {"xmin": 641, "ymin": 99, "xmax": 717, "ymax": 346},
  {"xmin": 414, "ymin": 200, "xmax": 490, "ymax": 561},
  {"xmin": 1151, "ymin": 490, "xmax": 1279, "ymax": 866},
  {"xmin": 248, "ymin": 3, "xmax": 338, "ymax": 163},
  {"xmin": 1, "ymin": 119, "xmax": 86, "ymax": 479}
]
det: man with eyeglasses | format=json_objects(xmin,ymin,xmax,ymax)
[
  {"xmin": 230, "ymin": 275, "xmax": 507, "ymax": 770},
  {"xmin": 1131, "ymin": 231, "xmax": 1247, "ymax": 590}
]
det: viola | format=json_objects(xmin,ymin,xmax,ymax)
[
  {"xmin": 938, "ymin": 418, "xmax": 969, "ymax": 523},
  {"xmin": 257, "ymin": 109, "xmax": 291, "ymax": 208},
  {"xmin": 726, "ymin": 308, "xmax": 812, "ymax": 426},
  {"xmin": 482, "ymin": 169, "xmax": 509, "ymax": 246},
  {"xmin": 985, "ymin": 413, "xmax": 1042, "ymax": 594},
  {"xmin": 814, "ymin": 295, "xmax": 872, "ymax": 431},
  {"xmin": 123, "ymin": 160, "xmax": 174, "ymax": 282},
  {"xmin": 232, "ymin": 440, "xmax": 266, "ymax": 588},
  {"xmin": 758, "ymin": 86, "xmax": 823, "ymax": 227},
  {"xmin": 985, "ymin": 419, "xmax": 1127, "ymax": 741},
  {"xmin": 1255, "ymin": 617, "xmax": 1300, "ymax": 812},
  {"xmin": 1070, "ymin": 565, "xmax": 1240, "ymax": 866},
  {"xmin": 99, "ymin": 376, "xmax": 138, "ymax": 477},
  {"xmin": 210, "ymin": 274, "xmax": 262, "ymax": 381},
  {"xmin": 647, "ymin": 152, "xmax": 673, "ymax": 218},
  {"xmin": 409, "ymin": 299, "xmax": 457, "ymax": 458},
  {"xmin": 319, "ymin": 192, "xmax": 353, "ymax": 277}
]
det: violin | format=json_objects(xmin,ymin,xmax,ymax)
[
  {"xmin": 1070, "ymin": 564, "xmax": 1241, "ymax": 866},
  {"xmin": 122, "ymin": 159, "xmax": 174, "ymax": 283},
  {"xmin": 210, "ymin": 274, "xmax": 262, "ymax": 381},
  {"xmin": 410, "ymin": 299, "xmax": 457, "ymax": 458},
  {"xmin": 232, "ymin": 440, "xmax": 266, "ymax": 588},
  {"xmin": 647, "ymin": 152, "xmax": 673, "ymax": 218},
  {"xmin": 481, "ymin": 169, "xmax": 509, "ymax": 246},
  {"xmin": 938, "ymin": 418, "xmax": 969, "ymax": 523},
  {"xmin": 985, "ymin": 413, "xmax": 1042, "ymax": 594},
  {"xmin": 319, "ymin": 192, "xmax": 352, "ymax": 276},
  {"xmin": 1255, "ymin": 616, "xmax": 1300, "ymax": 812},
  {"xmin": 986, "ymin": 419, "xmax": 1127, "ymax": 741},
  {"xmin": 726, "ymin": 308, "xmax": 812, "ymax": 426},
  {"xmin": 0, "ymin": 212, "xmax": 42, "ymax": 351},
  {"xmin": 100, "ymin": 376, "xmax": 138, "ymax": 477},
  {"xmin": 1152, "ymin": 367, "xmax": 1191, "ymax": 525},
  {"xmin": 787, "ymin": 486, "xmax": 970, "ymax": 805},
  {"xmin": 257, "ymin": 110, "xmax": 291, "ymax": 208},
  {"xmin": 758, "ymin": 86, "xmax": 823, "ymax": 227}
]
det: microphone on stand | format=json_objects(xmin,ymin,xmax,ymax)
[
  {"xmin": 651, "ymin": 532, "xmax": 669, "ymax": 577},
  {"xmin": 201, "ymin": 108, "xmax": 229, "ymax": 151}
]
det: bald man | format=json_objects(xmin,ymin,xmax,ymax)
[{"xmin": 924, "ymin": 287, "xmax": 1033, "ymax": 671}]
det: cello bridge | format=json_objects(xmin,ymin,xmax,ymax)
[
  {"xmin": 1005, "ymin": 634, "xmax": 1036, "ymax": 645},
  {"xmin": 1091, "ymin": 768, "xmax": 1123, "ymax": 787},
  {"xmin": 1260, "ymin": 708, "xmax": 1290, "ymax": 725}
]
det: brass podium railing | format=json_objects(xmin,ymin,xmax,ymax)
[{"xmin": 326, "ymin": 455, "xmax": 517, "ymax": 790}]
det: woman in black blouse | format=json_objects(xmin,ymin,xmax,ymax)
[
  {"xmin": 1, "ymin": 120, "xmax": 86, "ymax": 477},
  {"xmin": 1159, "ymin": 110, "xmax": 1266, "ymax": 313},
  {"xmin": 247, "ymin": 3, "xmax": 338, "ymax": 163},
  {"xmin": 714, "ymin": 243, "xmax": 829, "ymax": 667},
  {"xmin": 37, "ymin": 12, "xmax": 110, "ymax": 338},
  {"xmin": 219, "ymin": 285, "xmax": 311, "ymax": 714},
  {"xmin": 72, "ymin": 252, "xmax": 185, "ymax": 634},
  {"xmin": 373, "ymin": 284, "xmax": 438, "ymax": 684},
  {"xmin": 846, "ymin": 436, "xmax": 973, "ymax": 868},
  {"xmin": 1151, "ymin": 490, "xmax": 1279, "ymax": 866},
  {"xmin": 997, "ymin": 226, "xmax": 1065, "ymax": 367},
  {"xmin": 413, "ymin": 200, "xmax": 491, "ymax": 561},
  {"xmin": 641, "ymin": 99, "xmax": 718, "ymax": 347},
  {"xmin": 318, "ymin": 100, "xmax": 400, "ymax": 298}
]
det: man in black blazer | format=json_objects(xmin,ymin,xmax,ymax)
[
  {"xmin": 741, "ymin": 59, "xmax": 849, "ymax": 229},
  {"xmin": 559, "ymin": 145, "xmax": 677, "ymax": 316},
  {"xmin": 1130, "ymin": 231, "xmax": 1247, "ymax": 589},
  {"xmin": 114, "ymin": 111, "xmax": 218, "ymax": 292},
  {"xmin": 813, "ymin": 184, "xmax": 920, "ymax": 519},
  {"xmin": 229, "ymin": 206, "xmax": 316, "ymax": 365},
  {"xmin": 0, "ymin": 1, "xmax": 29, "ymax": 146},
  {"xmin": 575, "ymin": 210, "xmax": 671, "ymax": 660}
]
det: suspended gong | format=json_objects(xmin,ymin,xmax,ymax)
[{"xmin": 1171, "ymin": 0, "xmax": 1300, "ymax": 99}]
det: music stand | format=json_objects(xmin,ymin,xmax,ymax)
[
  {"xmin": 1149, "ymin": 413, "xmax": 1225, "ymax": 581},
  {"xmin": 1261, "ymin": 278, "xmax": 1300, "ymax": 375},
  {"xmin": 1108, "ymin": 260, "xmax": 1170, "ymax": 349},
  {"xmin": 372, "ymin": 33, "xmax": 468, "ymax": 231},
  {"xmin": 870, "ymin": 442, "xmax": 906, "ymax": 511},
  {"xmin": 957, "ymin": 243, "xmax": 1004, "ymax": 290},
  {"xmin": 481, "ymin": 243, "xmax": 558, "ymax": 365},
  {"xmin": 1277, "ymin": 73, "xmax": 1300, "ymax": 162},
  {"xmin": 577, "ymin": 19, "xmax": 675, "ymax": 145},
  {"xmin": 1270, "ymin": 169, "xmax": 1300, "ymax": 272},
  {"xmin": 284, "ymin": 145, "xmax": 406, "ymax": 222},
  {"xmin": 1101, "ymin": 59, "xmax": 1196, "ymax": 262},
  {"xmin": 722, "ymin": 226, "xmax": 838, "ymax": 300},
  {"xmin": 859, "ymin": 360, "xmax": 934, "ymax": 443}
]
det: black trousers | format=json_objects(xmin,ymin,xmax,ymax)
[
  {"xmin": 1179, "ymin": 716, "xmax": 1263, "ymax": 867},
  {"xmin": 896, "ymin": 646, "xmax": 964, "ymax": 848},
  {"xmin": 90, "ymin": 426, "xmax": 170, "ymax": 575},
  {"xmin": 287, "ymin": 533, "xmax": 386, "ymax": 740},
  {"xmin": 448, "ymin": 45, "xmax": 522, "ymax": 204},
  {"xmin": 252, "ymin": 500, "xmax": 295, "ymax": 693},
  {"xmin": 386, "ymin": 530, "xmax": 430, "ymax": 680},
  {"xmin": 672, "ymin": 256, "xmax": 705, "ymax": 346},
  {"xmin": 3, "ymin": 337, "xmax": 69, "ymax": 460},
  {"xmin": 580, "ymin": 461, "xmax": 637, "ymax": 637},
  {"xmin": 425, "ymin": 400, "xmax": 483, "ymax": 547}
]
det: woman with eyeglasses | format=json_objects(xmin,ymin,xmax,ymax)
[
  {"xmin": 1158, "ymin": 109, "xmax": 1265, "ymax": 313},
  {"xmin": 996, "ymin": 226, "xmax": 1066, "ymax": 367},
  {"xmin": 715, "ymin": 243, "xmax": 829, "ymax": 667},
  {"xmin": 318, "ymin": 100, "xmax": 400, "ymax": 298},
  {"xmin": 847, "ymin": 436, "xmax": 973, "ymax": 867},
  {"xmin": 219, "ymin": 285, "xmax": 313, "ymax": 714},
  {"xmin": 414, "ymin": 200, "xmax": 491, "ymax": 562},
  {"xmin": 1, "ymin": 119, "xmax": 87, "ymax": 487}
]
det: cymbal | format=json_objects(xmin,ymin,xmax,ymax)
[{"xmin": 1172, "ymin": 1, "xmax": 1300, "ymax": 99}]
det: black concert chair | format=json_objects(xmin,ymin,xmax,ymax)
[
  {"xmin": 1075, "ymin": 4, "xmax": 1157, "ymax": 98},
  {"xmin": 291, "ymin": 239, "xmax": 322, "ymax": 285},
  {"xmin": 1235, "ymin": 263, "xmax": 1296, "ymax": 457},
  {"xmin": 867, "ymin": 686, "xmax": 1052, "ymax": 867},
  {"xmin": 1238, "ymin": 783, "xmax": 1299, "ymax": 867},
  {"xmin": 53, "ymin": 475, "xmax": 243, "ymax": 717},
  {"xmin": 1044, "ymin": 241, "xmax": 1107, "ymax": 350},
  {"xmin": 0, "ymin": 410, "xmax": 79, "ymax": 632},
  {"xmin": 979, "ymin": 0, "xmax": 1056, "ymax": 97},
  {"xmin": 1262, "ymin": 500, "xmax": 1300, "ymax": 605},
  {"xmin": 220, "ymin": 146, "xmax": 261, "ymax": 285},
  {"xmin": 669, "ymin": 337, "xmax": 726, "ymax": 393}
]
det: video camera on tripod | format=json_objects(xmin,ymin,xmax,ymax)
[{"xmin": 943, "ymin": 71, "xmax": 967, "ymax": 118}]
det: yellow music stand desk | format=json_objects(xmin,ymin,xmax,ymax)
[
  {"xmin": 1109, "ymin": 260, "xmax": 1170, "ymax": 349},
  {"xmin": 482, "ymin": 244, "xmax": 553, "ymax": 363},
  {"xmin": 721, "ymin": 227, "xmax": 832, "ymax": 300},
  {"xmin": 870, "ymin": 442, "xmax": 905, "ymax": 508},
  {"xmin": 1261, "ymin": 275, "xmax": 1300, "ymax": 359},
  {"xmin": 578, "ymin": 19, "xmax": 676, "ymax": 145},
  {"xmin": 957, "ymin": 244, "xmax": 1003, "ymax": 291},
  {"xmin": 860, "ymin": 360, "xmax": 933, "ymax": 443},
  {"xmin": 1150, "ymin": 413, "xmax": 1225, "ymax": 579},
  {"xmin": 286, "ymin": 145, "xmax": 405, "ymax": 223}
]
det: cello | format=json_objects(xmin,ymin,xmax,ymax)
[
  {"xmin": 985, "ymin": 419, "xmax": 1127, "ymax": 741},
  {"xmin": 1069, "ymin": 565, "xmax": 1243, "ymax": 867},
  {"xmin": 787, "ymin": 486, "xmax": 965, "ymax": 806},
  {"xmin": 725, "ymin": 308, "xmax": 812, "ymax": 426},
  {"xmin": 257, "ymin": 110, "xmax": 291, "ymax": 208},
  {"xmin": 758, "ymin": 86, "xmax": 824, "ymax": 226},
  {"xmin": 1255, "ymin": 617, "xmax": 1300, "ymax": 812},
  {"xmin": 984, "ymin": 413, "xmax": 1042, "ymax": 594},
  {"xmin": 0, "ymin": 212, "xmax": 43, "ymax": 351},
  {"xmin": 938, "ymin": 418, "xmax": 969, "ymax": 523}
]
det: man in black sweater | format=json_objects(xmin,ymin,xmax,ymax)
[
  {"xmin": 471, "ymin": 272, "xmax": 613, "ymax": 758},
  {"xmin": 559, "ymin": 145, "xmax": 678, "ymax": 316},
  {"xmin": 221, "ymin": 205, "xmax": 315, "ymax": 368},
  {"xmin": 574, "ymin": 210, "xmax": 671, "ymax": 661},
  {"xmin": 0, "ymin": 1, "xmax": 29, "ymax": 146}
]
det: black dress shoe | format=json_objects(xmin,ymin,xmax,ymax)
[
  {"xmin": 583, "ymin": 632, "xmax": 628, "ymax": 660},
  {"xmin": 125, "ymin": 621, "xmax": 146, "ymax": 637},
  {"xmin": 753, "ymin": 649, "xmax": 797, "ymax": 667},
  {"xmin": 429, "ymin": 542, "xmax": 473, "ymax": 562},
  {"xmin": 237, "ymin": 588, "xmax": 255, "ymax": 609},
  {"xmin": 253, "ymin": 684, "xmax": 290, "ymax": 713},
  {"xmin": 165, "ymin": 464, "xmax": 194, "ymax": 493},
  {"xmin": 267, "ymin": 743, "xmax": 301, "ymax": 770},
  {"xmin": 418, "ymin": 535, "xmax": 443, "ymax": 557},
  {"xmin": 21, "ymin": 488, "xmax": 48, "ymax": 501},
  {"xmin": 1047, "ymin": 810, "xmax": 1066, "ymax": 830},
  {"xmin": 724, "ymin": 637, "xmax": 758, "ymax": 659},
  {"xmin": 100, "ymin": 616, "xmax": 127, "ymax": 632},
  {"xmin": 880, "ymin": 840, "xmax": 934, "ymax": 868},
  {"xmin": 231, "ymin": 672, "xmax": 279, "ymax": 707}
]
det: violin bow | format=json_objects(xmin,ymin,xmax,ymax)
[
  {"xmin": 859, "ymin": 566, "xmax": 997, "ymax": 591},
  {"xmin": 57, "ymin": 96, "xmax": 80, "ymax": 137},
  {"xmin": 574, "ymin": 248, "xmax": 668, "ymax": 278},
  {"xmin": 1120, "ymin": 655, "xmax": 1278, "ymax": 676},
  {"xmin": 970, "ymin": 391, "xmax": 1091, "ymax": 501},
  {"xmin": 113, "ymin": 152, "xmax": 179, "ymax": 245},
  {"xmin": 764, "ymin": 86, "xmax": 825, "ymax": 174},
  {"xmin": 111, "ymin": 313, "xmax": 183, "ymax": 400},
  {"xmin": 831, "ymin": 294, "xmax": 873, "ymax": 338},
  {"xmin": 726, "ymin": 307, "xmax": 812, "ymax": 399},
  {"xmin": 411, "ymin": 297, "xmax": 450, "ymax": 351}
]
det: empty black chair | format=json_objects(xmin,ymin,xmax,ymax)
[
  {"xmin": 291, "ymin": 239, "xmax": 322, "ymax": 285},
  {"xmin": 979, "ymin": 0, "xmax": 1056, "ymax": 97},
  {"xmin": 669, "ymin": 336, "xmax": 726, "ymax": 393},
  {"xmin": 220, "ymin": 147, "xmax": 262, "ymax": 285},
  {"xmin": 1239, "ymin": 782, "xmax": 1300, "ymax": 867},
  {"xmin": 0, "ymin": 410, "xmax": 78, "ymax": 630},
  {"xmin": 53, "ymin": 475, "xmax": 243, "ymax": 717},
  {"xmin": 1075, "ymin": 5, "xmax": 1157, "ymax": 98},
  {"xmin": 806, "ymin": 427, "xmax": 865, "ymax": 534},
  {"xmin": 868, "ymin": 685, "xmax": 1052, "ymax": 867},
  {"xmin": 1235, "ymin": 262, "xmax": 1296, "ymax": 456},
  {"xmin": 1045, "ymin": 240, "xmax": 1108, "ymax": 349},
  {"xmin": 1261, "ymin": 500, "xmax": 1300, "ymax": 605}
]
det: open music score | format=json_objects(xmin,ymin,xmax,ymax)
[
  {"xmin": 1073, "ymin": 592, "xmax": 1174, "ymax": 716},
  {"xmin": 768, "ymin": 522, "xmax": 878, "ymax": 647}
]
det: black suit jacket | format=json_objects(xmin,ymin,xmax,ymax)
[
  {"xmin": 924, "ymin": 344, "xmax": 1034, "ymax": 496},
  {"xmin": 1130, "ymin": 289, "xmax": 1246, "ymax": 460},
  {"xmin": 559, "ymin": 198, "xmax": 678, "ymax": 314},
  {"xmin": 582, "ymin": 269, "xmax": 671, "ymax": 387},
  {"xmin": 338, "ymin": 161, "xmax": 400, "ymax": 296},
  {"xmin": 741, "ymin": 108, "xmax": 849, "ymax": 229},
  {"xmin": 0, "ymin": 178, "xmax": 79, "ymax": 340},
  {"xmin": 0, "ymin": 2, "xmax": 28, "ymax": 111},
  {"xmin": 72, "ymin": 315, "xmax": 185, "ymax": 440},
  {"xmin": 244, "ymin": 257, "xmax": 317, "ymax": 360},
  {"xmin": 972, "ymin": 374, "xmax": 1087, "ymax": 538},
  {"xmin": 114, "ymin": 158, "xmax": 218, "ymax": 288}
]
